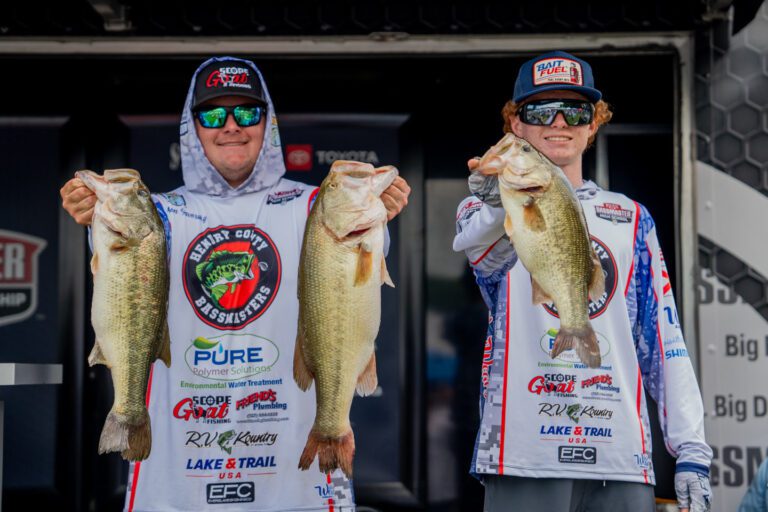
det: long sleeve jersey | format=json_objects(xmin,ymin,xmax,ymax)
[
  {"xmin": 121, "ymin": 56, "xmax": 354, "ymax": 512},
  {"xmin": 453, "ymin": 180, "xmax": 712, "ymax": 484}
]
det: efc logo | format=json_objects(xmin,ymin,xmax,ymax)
[
  {"xmin": 206, "ymin": 482, "xmax": 255, "ymax": 504},
  {"xmin": 558, "ymin": 446, "xmax": 596, "ymax": 464}
]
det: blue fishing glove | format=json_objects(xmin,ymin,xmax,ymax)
[{"xmin": 675, "ymin": 471, "xmax": 711, "ymax": 511}]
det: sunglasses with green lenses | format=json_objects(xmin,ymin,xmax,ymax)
[
  {"xmin": 193, "ymin": 104, "xmax": 266, "ymax": 129},
  {"xmin": 517, "ymin": 99, "xmax": 594, "ymax": 126}
]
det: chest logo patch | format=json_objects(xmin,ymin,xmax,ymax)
[
  {"xmin": 594, "ymin": 202, "xmax": 633, "ymax": 224},
  {"xmin": 183, "ymin": 225, "xmax": 281, "ymax": 330},
  {"xmin": 543, "ymin": 236, "xmax": 617, "ymax": 320}
]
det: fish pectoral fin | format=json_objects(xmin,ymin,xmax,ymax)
[
  {"xmin": 381, "ymin": 257, "xmax": 394, "ymax": 287},
  {"xmin": 530, "ymin": 277, "xmax": 554, "ymax": 304},
  {"xmin": 356, "ymin": 352, "xmax": 378, "ymax": 397},
  {"xmin": 156, "ymin": 322, "xmax": 171, "ymax": 368},
  {"xmin": 293, "ymin": 328, "xmax": 314, "ymax": 391},
  {"xmin": 522, "ymin": 201, "xmax": 546, "ymax": 232},
  {"xmin": 588, "ymin": 248, "xmax": 606, "ymax": 300},
  {"xmin": 88, "ymin": 340, "xmax": 108, "ymax": 367},
  {"xmin": 355, "ymin": 246, "xmax": 374, "ymax": 286},
  {"xmin": 210, "ymin": 285, "xmax": 228, "ymax": 303},
  {"xmin": 90, "ymin": 253, "xmax": 99, "ymax": 274},
  {"xmin": 503, "ymin": 215, "xmax": 514, "ymax": 238}
]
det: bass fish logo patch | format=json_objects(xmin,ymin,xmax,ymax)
[{"xmin": 183, "ymin": 225, "xmax": 281, "ymax": 330}]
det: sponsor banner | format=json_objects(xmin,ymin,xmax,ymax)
[
  {"xmin": 539, "ymin": 424, "xmax": 613, "ymax": 440},
  {"xmin": 537, "ymin": 402, "xmax": 614, "ymax": 422},
  {"xmin": 527, "ymin": 374, "xmax": 577, "ymax": 397},
  {"xmin": 185, "ymin": 430, "xmax": 279, "ymax": 453},
  {"xmin": 0, "ymin": 230, "xmax": 47, "ymax": 327},
  {"xmin": 206, "ymin": 482, "xmax": 255, "ymax": 504},
  {"xmin": 185, "ymin": 334, "xmax": 279, "ymax": 382},
  {"xmin": 173, "ymin": 395, "xmax": 231, "ymax": 424},
  {"xmin": 533, "ymin": 58, "xmax": 584, "ymax": 86},
  {"xmin": 594, "ymin": 202, "xmax": 633, "ymax": 224},
  {"xmin": 266, "ymin": 188, "xmax": 304, "ymax": 205},
  {"xmin": 285, "ymin": 144, "xmax": 313, "ymax": 171},
  {"xmin": 699, "ymin": 270, "xmax": 768, "ymax": 507},
  {"xmin": 558, "ymin": 446, "xmax": 596, "ymax": 464},
  {"xmin": 186, "ymin": 456, "xmax": 277, "ymax": 471}
]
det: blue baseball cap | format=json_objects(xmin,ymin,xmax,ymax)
[{"xmin": 513, "ymin": 50, "xmax": 602, "ymax": 104}]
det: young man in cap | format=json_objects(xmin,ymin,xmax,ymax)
[
  {"xmin": 453, "ymin": 50, "xmax": 712, "ymax": 512},
  {"xmin": 60, "ymin": 56, "xmax": 410, "ymax": 511}
]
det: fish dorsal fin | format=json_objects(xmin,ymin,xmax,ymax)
[
  {"xmin": 588, "ymin": 247, "xmax": 606, "ymax": 300},
  {"xmin": 530, "ymin": 277, "xmax": 554, "ymax": 305},
  {"xmin": 356, "ymin": 352, "xmax": 378, "ymax": 396},
  {"xmin": 293, "ymin": 325, "xmax": 314, "ymax": 391},
  {"xmin": 156, "ymin": 322, "xmax": 171, "ymax": 368},
  {"xmin": 381, "ymin": 256, "xmax": 394, "ymax": 287},
  {"xmin": 88, "ymin": 340, "xmax": 108, "ymax": 367}
]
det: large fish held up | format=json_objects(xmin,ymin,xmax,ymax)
[
  {"xmin": 76, "ymin": 168, "xmax": 170, "ymax": 461},
  {"xmin": 294, "ymin": 160, "xmax": 397, "ymax": 477},
  {"xmin": 476, "ymin": 133, "xmax": 605, "ymax": 368}
]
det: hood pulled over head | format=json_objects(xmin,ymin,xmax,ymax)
[{"xmin": 180, "ymin": 56, "xmax": 285, "ymax": 197}]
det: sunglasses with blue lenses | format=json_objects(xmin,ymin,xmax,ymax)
[
  {"xmin": 517, "ymin": 99, "xmax": 594, "ymax": 126},
  {"xmin": 193, "ymin": 104, "xmax": 266, "ymax": 128}
]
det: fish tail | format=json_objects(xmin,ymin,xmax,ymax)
[
  {"xmin": 298, "ymin": 429, "xmax": 355, "ymax": 478},
  {"xmin": 98, "ymin": 409, "xmax": 152, "ymax": 461},
  {"xmin": 551, "ymin": 326, "xmax": 601, "ymax": 369}
]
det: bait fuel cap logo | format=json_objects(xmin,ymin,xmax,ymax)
[
  {"xmin": 0, "ymin": 230, "xmax": 47, "ymax": 327},
  {"xmin": 184, "ymin": 225, "xmax": 281, "ymax": 330},
  {"xmin": 542, "ymin": 236, "xmax": 617, "ymax": 320}
]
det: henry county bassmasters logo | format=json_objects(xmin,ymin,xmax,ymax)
[
  {"xmin": 542, "ymin": 236, "xmax": 617, "ymax": 320},
  {"xmin": 186, "ymin": 334, "xmax": 279, "ymax": 382},
  {"xmin": 0, "ymin": 230, "xmax": 47, "ymax": 327},
  {"xmin": 539, "ymin": 328, "xmax": 612, "ymax": 365},
  {"xmin": 594, "ymin": 202, "xmax": 632, "ymax": 224},
  {"xmin": 183, "ymin": 225, "xmax": 281, "ymax": 330}
]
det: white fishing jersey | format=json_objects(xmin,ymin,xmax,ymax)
[
  {"xmin": 122, "ymin": 57, "xmax": 353, "ymax": 512},
  {"xmin": 453, "ymin": 181, "xmax": 712, "ymax": 484}
]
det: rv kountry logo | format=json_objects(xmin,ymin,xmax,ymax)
[{"xmin": 183, "ymin": 225, "xmax": 281, "ymax": 330}]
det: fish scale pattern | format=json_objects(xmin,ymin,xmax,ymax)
[{"xmin": 695, "ymin": 3, "xmax": 768, "ymax": 321}]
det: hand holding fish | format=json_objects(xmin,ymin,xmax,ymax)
[
  {"xmin": 60, "ymin": 176, "xmax": 97, "ymax": 226},
  {"xmin": 381, "ymin": 175, "xmax": 411, "ymax": 221}
]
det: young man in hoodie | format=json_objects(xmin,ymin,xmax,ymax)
[
  {"xmin": 60, "ymin": 56, "xmax": 410, "ymax": 511},
  {"xmin": 453, "ymin": 51, "xmax": 711, "ymax": 512}
]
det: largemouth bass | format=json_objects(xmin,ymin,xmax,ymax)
[
  {"xmin": 294, "ymin": 160, "xmax": 397, "ymax": 477},
  {"xmin": 77, "ymin": 168, "xmax": 170, "ymax": 461},
  {"xmin": 477, "ymin": 133, "xmax": 605, "ymax": 368}
]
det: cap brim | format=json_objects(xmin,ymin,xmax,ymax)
[
  {"xmin": 514, "ymin": 84, "xmax": 602, "ymax": 104},
  {"xmin": 192, "ymin": 89, "xmax": 267, "ymax": 110}
]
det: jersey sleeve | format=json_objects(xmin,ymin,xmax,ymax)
[
  {"xmin": 630, "ymin": 203, "xmax": 712, "ymax": 476},
  {"xmin": 152, "ymin": 194, "xmax": 172, "ymax": 262},
  {"xmin": 452, "ymin": 196, "xmax": 517, "ymax": 309}
]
